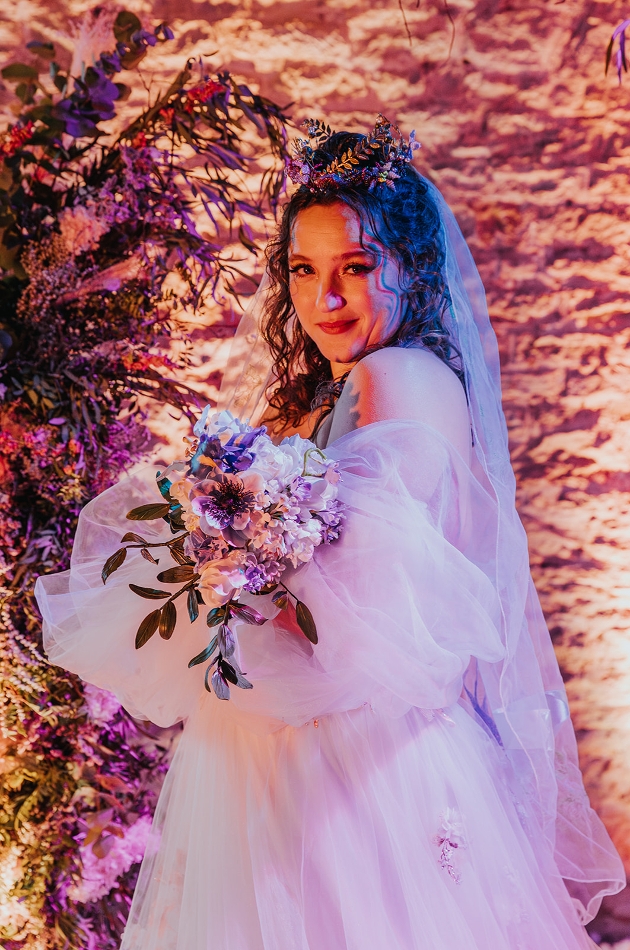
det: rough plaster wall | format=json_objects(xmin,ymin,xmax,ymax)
[{"xmin": 2, "ymin": 0, "xmax": 630, "ymax": 880}]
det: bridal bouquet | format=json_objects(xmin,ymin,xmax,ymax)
[{"xmin": 102, "ymin": 409, "xmax": 344, "ymax": 699}]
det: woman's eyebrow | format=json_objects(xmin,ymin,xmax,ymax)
[{"xmin": 288, "ymin": 248, "xmax": 378, "ymax": 262}]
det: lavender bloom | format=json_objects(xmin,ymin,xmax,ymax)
[
  {"xmin": 243, "ymin": 555, "xmax": 284, "ymax": 592},
  {"xmin": 313, "ymin": 500, "xmax": 345, "ymax": 542},
  {"xmin": 288, "ymin": 476, "xmax": 312, "ymax": 502}
]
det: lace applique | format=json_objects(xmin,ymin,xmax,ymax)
[
  {"xmin": 434, "ymin": 808, "xmax": 466, "ymax": 884},
  {"xmin": 420, "ymin": 708, "xmax": 456, "ymax": 726}
]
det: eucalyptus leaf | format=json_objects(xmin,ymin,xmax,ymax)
[
  {"xmin": 187, "ymin": 587, "xmax": 199, "ymax": 623},
  {"xmin": 141, "ymin": 548, "xmax": 159, "ymax": 565},
  {"xmin": 296, "ymin": 601, "xmax": 318, "ymax": 645},
  {"xmin": 230, "ymin": 603, "xmax": 267, "ymax": 626},
  {"xmin": 101, "ymin": 547, "xmax": 126, "ymax": 584},
  {"xmin": 135, "ymin": 609, "xmax": 161, "ymax": 648},
  {"xmin": 169, "ymin": 545, "xmax": 192, "ymax": 566},
  {"xmin": 188, "ymin": 636, "xmax": 218, "ymax": 668},
  {"xmin": 159, "ymin": 600, "xmax": 177, "ymax": 640},
  {"xmin": 157, "ymin": 565, "xmax": 198, "ymax": 584},
  {"xmin": 128, "ymin": 584, "xmax": 170, "ymax": 600},
  {"xmin": 121, "ymin": 531, "xmax": 148, "ymax": 544},
  {"xmin": 271, "ymin": 590, "xmax": 289, "ymax": 610},
  {"xmin": 207, "ymin": 606, "xmax": 225, "ymax": 627},
  {"xmin": 219, "ymin": 658, "xmax": 238, "ymax": 686},
  {"xmin": 234, "ymin": 670, "xmax": 253, "ymax": 690},
  {"xmin": 210, "ymin": 667, "xmax": 230, "ymax": 700},
  {"xmin": 156, "ymin": 475, "xmax": 173, "ymax": 500},
  {"xmin": 126, "ymin": 503, "xmax": 170, "ymax": 521}
]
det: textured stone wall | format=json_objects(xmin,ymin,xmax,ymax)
[{"xmin": 3, "ymin": 0, "xmax": 630, "ymax": 882}]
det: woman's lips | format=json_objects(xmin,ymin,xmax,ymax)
[{"xmin": 317, "ymin": 319, "xmax": 358, "ymax": 335}]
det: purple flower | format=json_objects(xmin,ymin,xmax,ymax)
[
  {"xmin": 314, "ymin": 500, "xmax": 345, "ymax": 542},
  {"xmin": 243, "ymin": 554, "xmax": 284, "ymax": 592},
  {"xmin": 193, "ymin": 475, "xmax": 256, "ymax": 530},
  {"xmin": 289, "ymin": 476, "xmax": 312, "ymax": 502},
  {"xmin": 185, "ymin": 528, "xmax": 227, "ymax": 568}
]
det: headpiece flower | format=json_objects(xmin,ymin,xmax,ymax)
[{"xmin": 286, "ymin": 114, "xmax": 420, "ymax": 193}]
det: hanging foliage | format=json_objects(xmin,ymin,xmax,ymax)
[{"xmin": 0, "ymin": 10, "xmax": 289, "ymax": 947}]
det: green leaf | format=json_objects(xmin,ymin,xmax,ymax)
[
  {"xmin": 157, "ymin": 565, "xmax": 198, "ymax": 584},
  {"xmin": 120, "ymin": 48, "xmax": 148, "ymax": 70},
  {"xmin": 159, "ymin": 600, "xmax": 177, "ymax": 639},
  {"xmin": 126, "ymin": 502, "xmax": 170, "ymax": 521},
  {"xmin": 16, "ymin": 81, "xmax": 36, "ymax": 104},
  {"xmin": 121, "ymin": 531, "xmax": 148, "ymax": 544},
  {"xmin": 605, "ymin": 37, "xmax": 614, "ymax": 75},
  {"xmin": 187, "ymin": 587, "xmax": 199, "ymax": 623},
  {"xmin": 115, "ymin": 82, "xmax": 131, "ymax": 101},
  {"xmin": 102, "ymin": 548, "xmax": 126, "ymax": 584},
  {"xmin": 188, "ymin": 636, "xmax": 218, "ymax": 668},
  {"xmin": 296, "ymin": 601, "xmax": 318, "ymax": 644},
  {"xmin": 129, "ymin": 584, "xmax": 170, "ymax": 600},
  {"xmin": 207, "ymin": 607, "xmax": 226, "ymax": 627},
  {"xmin": 169, "ymin": 544, "xmax": 192, "ymax": 566},
  {"xmin": 135, "ymin": 609, "xmax": 161, "ymax": 648},
  {"xmin": 1, "ymin": 63, "xmax": 38, "ymax": 81},
  {"xmin": 114, "ymin": 10, "xmax": 142, "ymax": 43},
  {"xmin": 26, "ymin": 41, "xmax": 56, "ymax": 61}
]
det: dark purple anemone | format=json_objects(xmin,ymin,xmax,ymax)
[{"xmin": 194, "ymin": 477, "xmax": 256, "ymax": 530}]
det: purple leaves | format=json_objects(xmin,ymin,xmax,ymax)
[
  {"xmin": 209, "ymin": 655, "xmax": 253, "ymax": 700},
  {"xmin": 606, "ymin": 20, "xmax": 630, "ymax": 84}
]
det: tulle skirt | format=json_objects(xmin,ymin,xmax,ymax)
[{"xmin": 121, "ymin": 697, "xmax": 596, "ymax": 950}]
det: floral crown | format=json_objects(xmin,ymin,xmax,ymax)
[{"xmin": 286, "ymin": 114, "xmax": 420, "ymax": 193}]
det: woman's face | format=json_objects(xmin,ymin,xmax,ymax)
[{"xmin": 288, "ymin": 201, "xmax": 405, "ymax": 377}]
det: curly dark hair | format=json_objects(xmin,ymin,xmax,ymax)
[{"xmin": 261, "ymin": 130, "xmax": 461, "ymax": 432}]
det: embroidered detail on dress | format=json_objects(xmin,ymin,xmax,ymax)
[
  {"xmin": 313, "ymin": 719, "xmax": 319, "ymax": 728},
  {"xmin": 434, "ymin": 808, "xmax": 466, "ymax": 884},
  {"xmin": 420, "ymin": 708, "xmax": 456, "ymax": 725}
]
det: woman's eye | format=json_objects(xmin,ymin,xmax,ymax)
[
  {"xmin": 289, "ymin": 264, "xmax": 314, "ymax": 276},
  {"xmin": 345, "ymin": 263, "xmax": 373, "ymax": 275}
]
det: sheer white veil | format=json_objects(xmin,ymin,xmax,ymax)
[{"xmin": 217, "ymin": 174, "xmax": 624, "ymax": 921}]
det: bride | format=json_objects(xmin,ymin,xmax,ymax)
[{"xmin": 36, "ymin": 117, "xmax": 624, "ymax": 949}]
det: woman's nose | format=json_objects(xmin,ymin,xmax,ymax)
[{"xmin": 315, "ymin": 278, "xmax": 345, "ymax": 312}]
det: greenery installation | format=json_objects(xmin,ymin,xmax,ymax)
[{"xmin": 0, "ymin": 10, "xmax": 289, "ymax": 947}]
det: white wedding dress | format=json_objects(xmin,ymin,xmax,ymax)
[
  {"xmin": 35, "ymin": 178, "xmax": 624, "ymax": 949},
  {"xmin": 36, "ymin": 419, "xmax": 622, "ymax": 949}
]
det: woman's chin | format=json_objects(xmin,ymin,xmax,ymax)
[{"xmin": 317, "ymin": 341, "xmax": 364, "ymax": 368}]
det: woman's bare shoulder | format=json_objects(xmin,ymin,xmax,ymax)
[{"xmin": 330, "ymin": 347, "xmax": 471, "ymax": 459}]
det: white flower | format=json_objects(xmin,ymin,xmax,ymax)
[
  {"xmin": 301, "ymin": 477, "xmax": 337, "ymax": 512},
  {"xmin": 169, "ymin": 475, "xmax": 196, "ymax": 512},
  {"xmin": 82, "ymin": 684, "xmax": 121, "ymax": 726},
  {"xmin": 58, "ymin": 203, "xmax": 109, "ymax": 256},
  {"xmin": 68, "ymin": 815, "xmax": 153, "ymax": 903},
  {"xmin": 437, "ymin": 808, "xmax": 466, "ymax": 848},
  {"xmin": 198, "ymin": 551, "xmax": 246, "ymax": 605},
  {"xmin": 248, "ymin": 437, "xmax": 303, "ymax": 485}
]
